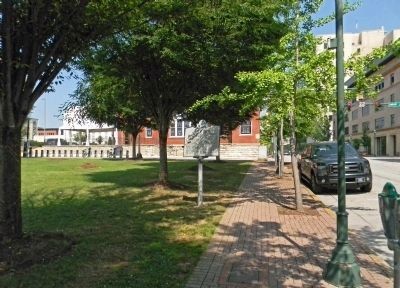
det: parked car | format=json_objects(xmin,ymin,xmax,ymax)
[{"xmin": 298, "ymin": 141, "xmax": 372, "ymax": 193}]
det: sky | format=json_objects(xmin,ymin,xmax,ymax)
[
  {"xmin": 313, "ymin": 0, "xmax": 400, "ymax": 35},
  {"xmin": 30, "ymin": 0, "xmax": 400, "ymax": 128}
]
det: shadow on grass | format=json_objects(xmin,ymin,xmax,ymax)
[
  {"xmin": 83, "ymin": 159, "xmax": 248, "ymax": 193},
  {"xmin": 7, "ymin": 185, "xmax": 225, "ymax": 288},
  {"xmin": 84, "ymin": 160, "xmax": 161, "ymax": 188}
]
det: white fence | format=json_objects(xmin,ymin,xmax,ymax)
[{"xmin": 25, "ymin": 144, "xmax": 266, "ymax": 160}]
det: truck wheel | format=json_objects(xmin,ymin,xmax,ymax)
[
  {"xmin": 360, "ymin": 182, "xmax": 372, "ymax": 192},
  {"xmin": 311, "ymin": 174, "xmax": 322, "ymax": 194}
]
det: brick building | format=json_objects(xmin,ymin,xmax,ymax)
[
  {"xmin": 117, "ymin": 111, "xmax": 264, "ymax": 160},
  {"xmin": 36, "ymin": 108, "xmax": 266, "ymax": 160}
]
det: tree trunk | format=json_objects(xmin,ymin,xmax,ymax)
[
  {"xmin": 137, "ymin": 134, "xmax": 143, "ymax": 159},
  {"xmin": 274, "ymin": 132, "xmax": 278, "ymax": 168},
  {"xmin": 289, "ymin": 112, "xmax": 303, "ymax": 211},
  {"xmin": 0, "ymin": 125, "xmax": 23, "ymax": 240},
  {"xmin": 279, "ymin": 118, "xmax": 284, "ymax": 178},
  {"xmin": 292, "ymin": 18, "xmax": 303, "ymax": 211},
  {"xmin": 131, "ymin": 132, "xmax": 137, "ymax": 159},
  {"xmin": 158, "ymin": 119, "xmax": 169, "ymax": 184}
]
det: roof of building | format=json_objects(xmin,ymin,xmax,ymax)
[{"xmin": 345, "ymin": 52, "xmax": 397, "ymax": 88}]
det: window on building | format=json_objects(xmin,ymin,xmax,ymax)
[
  {"xmin": 390, "ymin": 93, "xmax": 395, "ymax": 102},
  {"xmin": 351, "ymin": 110, "xmax": 358, "ymax": 120},
  {"xmin": 361, "ymin": 105, "xmax": 370, "ymax": 117},
  {"xmin": 240, "ymin": 120, "xmax": 252, "ymax": 135},
  {"xmin": 391, "ymin": 114, "xmax": 395, "ymax": 127},
  {"xmin": 391, "ymin": 73, "xmax": 395, "ymax": 85},
  {"xmin": 176, "ymin": 119, "xmax": 183, "ymax": 136},
  {"xmin": 170, "ymin": 121, "xmax": 176, "ymax": 137},
  {"xmin": 362, "ymin": 121, "xmax": 370, "ymax": 132},
  {"xmin": 375, "ymin": 81, "xmax": 384, "ymax": 91},
  {"xmin": 375, "ymin": 117, "xmax": 385, "ymax": 129},
  {"xmin": 345, "ymin": 127, "xmax": 349, "ymax": 135},
  {"xmin": 170, "ymin": 118, "xmax": 191, "ymax": 137},
  {"xmin": 146, "ymin": 127, "xmax": 152, "ymax": 137},
  {"xmin": 352, "ymin": 124, "xmax": 358, "ymax": 134},
  {"xmin": 345, "ymin": 114, "xmax": 349, "ymax": 122}
]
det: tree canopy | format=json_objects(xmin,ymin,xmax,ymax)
[
  {"xmin": 67, "ymin": 70, "xmax": 151, "ymax": 157},
  {"xmin": 187, "ymin": 87, "xmax": 256, "ymax": 138},
  {"xmin": 0, "ymin": 0, "xmax": 145, "ymax": 239},
  {"xmin": 74, "ymin": 0, "xmax": 289, "ymax": 184},
  {"xmin": 235, "ymin": 0, "xmax": 337, "ymax": 210}
]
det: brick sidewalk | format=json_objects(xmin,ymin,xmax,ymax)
[{"xmin": 185, "ymin": 161, "xmax": 392, "ymax": 288}]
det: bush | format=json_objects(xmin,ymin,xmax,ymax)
[
  {"xmin": 351, "ymin": 138, "xmax": 362, "ymax": 150},
  {"xmin": 30, "ymin": 141, "xmax": 44, "ymax": 147}
]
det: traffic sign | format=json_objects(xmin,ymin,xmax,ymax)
[{"xmin": 388, "ymin": 102, "xmax": 400, "ymax": 108}]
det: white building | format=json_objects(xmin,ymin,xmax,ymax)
[
  {"xmin": 57, "ymin": 108, "xmax": 118, "ymax": 146},
  {"xmin": 317, "ymin": 28, "xmax": 400, "ymax": 141},
  {"xmin": 340, "ymin": 53, "xmax": 400, "ymax": 156},
  {"xmin": 316, "ymin": 28, "xmax": 400, "ymax": 61}
]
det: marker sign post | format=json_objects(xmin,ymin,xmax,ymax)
[{"xmin": 184, "ymin": 121, "xmax": 220, "ymax": 206}]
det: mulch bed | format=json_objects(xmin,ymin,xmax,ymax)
[
  {"xmin": 277, "ymin": 206, "xmax": 321, "ymax": 216},
  {"xmin": 0, "ymin": 232, "xmax": 75, "ymax": 275},
  {"xmin": 80, "ymin": 162, "xmax": 99, "ymax": 169}
]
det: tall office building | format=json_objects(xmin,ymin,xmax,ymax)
[
  {"xmin": 316, "ymin": 28, "xmax": 400, "ymax": 61},
  {"xmin": 316, "ymin": 28, "xmax": 400, "ymax": 144}
]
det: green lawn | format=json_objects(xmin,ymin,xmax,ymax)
[{"xmin": 1, "ymin": 158, "xmax": 251, "ymax": 288}]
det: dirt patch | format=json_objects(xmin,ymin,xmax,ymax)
[
  {"xmin": 0, "ymin": 232, "xmax": 75, "ymax": 275},
  {"xmin": 182, "ymin": 195, "xmax": 222, "ymax": 202},
  {"xmin": 277, "ymin": 206, "xmax": 320, "ymax": 216},
  {"xmin": 145, "ymin": 180, "xmax": 190, "ymax": 191},
  {"xmin": 80, "ymin": 162, "xmax": 98, "ymax": 169}
]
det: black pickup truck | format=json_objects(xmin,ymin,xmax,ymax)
[{"xmin": 298, "ymin": 141, "xmax": 372, "ymax": 193}]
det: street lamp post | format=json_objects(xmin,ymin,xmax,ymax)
[{"xmin": 324, "ymin": 1, "xmax": 361, "ymax": 287}]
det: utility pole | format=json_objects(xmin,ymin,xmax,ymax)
[{"xmin": 324, "ymin": 1, "xmax": 361, "ymax": 286}]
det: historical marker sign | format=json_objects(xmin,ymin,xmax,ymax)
[
  {"xmin": 184, "ymin": 120, "xmax": 220, "ymax": 206},
  {"xmin": 184, "ymin": 120, "xmax": 220, "ymax": 157}
]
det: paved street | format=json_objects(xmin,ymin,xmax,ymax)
[{"xmin": 316, "ymin": 157, "xmax": 400, "ymax": 266}]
